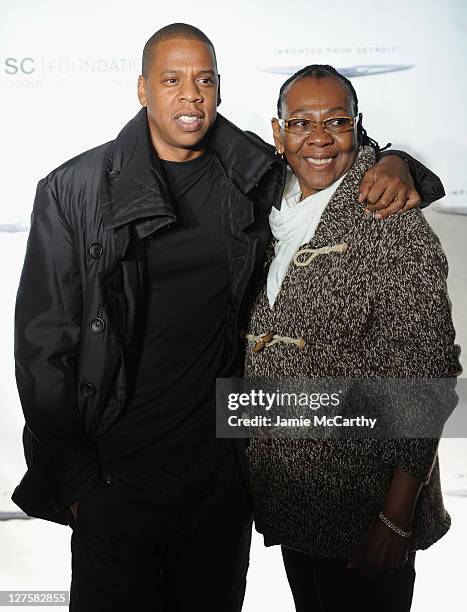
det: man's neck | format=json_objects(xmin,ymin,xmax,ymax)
[
  {"xmin": 148, "ymin": 129, "xmax": 207, "ymax": 162},
  {"xmin": 154, "ymin": 144, "xmax": 206, "ymax": 162}
]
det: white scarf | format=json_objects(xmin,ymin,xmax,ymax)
[{"xmin": 267, "ymin": 168, "xmax": 347, "ymax": 307}]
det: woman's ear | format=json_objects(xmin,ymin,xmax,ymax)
[
  {"xmin": 356, "ymin": 112, "xmax": 363, "ymax": 146},
  {"xmin": 271, "ymin": 118, "xmax": 284, "ymax": 154}
]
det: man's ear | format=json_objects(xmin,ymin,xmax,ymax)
[
  {"xmin": 137, "ymin": 75, "xmax": 147, "ymax": 107},
  {"xmin": 217, "ymin": 73, "xmax": 222, "ymax": 106}
]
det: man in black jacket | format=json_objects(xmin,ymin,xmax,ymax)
[{"xmin": 12, "ymin": 23, "xmax": 445, "ymax": 612}]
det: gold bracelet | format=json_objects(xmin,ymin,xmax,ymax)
[{"xmin": 378, "ymin": 511, "xmax": 412, "ymax": 538}]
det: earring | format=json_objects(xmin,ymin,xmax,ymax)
[{"xmin": 275, "ymin": 147, "xmax": 284, "ymax": 159}]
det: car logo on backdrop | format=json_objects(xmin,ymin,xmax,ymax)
[{"xmin": 263, "ymin": 64, "xmax": 413, "ymax": 77}]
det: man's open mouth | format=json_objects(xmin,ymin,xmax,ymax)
[{"xmin": 174, "ymin": 111, "xmax": 204, "ymax": 132}]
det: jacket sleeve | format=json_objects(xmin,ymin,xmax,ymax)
[
  {"xmin": 14, "ymin": 178, "xmax": 100, "ymax": 509},
  {"xmin": 379, "ymin": 149, "xmax": 445, "ymax": 205},
  {"xmin": 369, "ymin": 213, "xmax": 461, "ymax": 483}
]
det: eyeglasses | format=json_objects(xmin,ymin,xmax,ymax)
[{"xmin": 278, "ymin": 116, "xmax": 357, "ymax": 135}]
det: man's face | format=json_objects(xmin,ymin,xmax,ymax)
[{"xmin": 138, "ymin": 38, "xmax": 219, "ymax": 161}]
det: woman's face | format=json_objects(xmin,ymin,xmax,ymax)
[{"xmin": 272, "ymin": 76, "xmax": 359, "ymax": 199}]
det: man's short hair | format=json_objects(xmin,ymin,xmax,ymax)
[{"xmin": 142, "ymin": 23, "xmax": 217, "ymax": 77}]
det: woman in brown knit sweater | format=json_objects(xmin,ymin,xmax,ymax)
[{"xmin": 244, "ymin": 65, "xmax": 461, "ymax": 612}]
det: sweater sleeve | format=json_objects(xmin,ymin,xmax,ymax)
[{"xmin": 368, "ymin": 211, "xmax": 461, "ymax": 483}]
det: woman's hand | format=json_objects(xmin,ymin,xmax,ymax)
[
  {"xmin": 347, "ymin": 517, "xmax": 410, "ymax": 579},
  {"xmin": 359, "ymin": 155, "xmax": 421, "ymax": 219}
]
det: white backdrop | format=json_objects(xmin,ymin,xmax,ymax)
[{"xmin": 1, "ymin": 0, "xmax": 466, "ymax": 586}]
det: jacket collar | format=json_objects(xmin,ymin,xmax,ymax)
[
  {"xmin": 294, "ymin": 146, "xmax": 376, "ymax": 250},
  {"xmin": 99, "ymin": 107, "xmax": 285, "ymax": 239}
]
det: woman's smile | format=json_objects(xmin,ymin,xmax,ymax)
[{"xmin": 301, "ymin": 154, "xmax": 338, "ymax": 172}]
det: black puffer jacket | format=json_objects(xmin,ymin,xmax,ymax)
[{"xmin": 11, "ymin": 108, "xmax": 444, "ymax": 524}]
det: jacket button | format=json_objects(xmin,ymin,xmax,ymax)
[
  {"xmin": 80, "ymin": 382, "xmax": 96, "ymax": 398},
  {"xmin": 89, "ymin": 317, "xmax": 105, "ymax": 333},
  {"xmin": 103, "ymin": 473, "xmax": 112, "ymax": 486},
  {"xmin": 89, "ymin": 243, "xmax": 103, "ymax": 259},
  {"xmin": 109, "ymin": 170, "xmax": 120, "ymax": 181},
  {"xmin": 253, "ymin": 330, "xmax": 275, "ymax": 353}
]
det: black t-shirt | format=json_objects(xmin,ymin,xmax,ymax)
[{"xmin": 99, "ymin": 151, "xmax": 229, "ymax": 468}]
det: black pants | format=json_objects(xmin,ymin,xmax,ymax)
[
  {"xmin": 69, "ymin": 456, "xmax": 253, "ymax": 612},
  {"xmin": 281, "ymin": 546, "xmax": 416, "ymax": 612}
]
